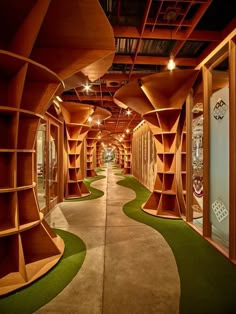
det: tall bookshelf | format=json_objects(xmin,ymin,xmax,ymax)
[
  {"xmin": 142, "ymin": 108, "xmax": 182, "ymax": 218},
  {"xmin": 122, "ymin": 134, "xmax": 132, "ymax": 174},
  {"xmin": 60, "ymin": 102, "xmax": 94, "ymax": 199},
  {"xmin": 114, "ymin": 68, "xmax": 199, "ymax": 219},
  {"xmin": 86, "ymin": 129, "xmax": 100, "ymax": 177},
  {"xmin": 0, "ymin": 51, "xmax": 64, "ymax": 295}
]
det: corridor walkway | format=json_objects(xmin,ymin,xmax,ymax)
[{"xmin": 35, "ymin": 163, "xmax": 180, "ymax": 314}]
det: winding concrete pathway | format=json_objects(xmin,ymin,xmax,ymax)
[{"xmin": 35, "ymin": 163, "xmax": 180, "ymax": 314}]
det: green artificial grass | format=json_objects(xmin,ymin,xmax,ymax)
[
  {"xmin": 116, "ymin": 174, "xmax": 236, "ymax": 314},
  {"xmin": 65, "ymin": 174, "xmax": 105, "ymax": 202},
  {"xmin": 95, "ymin": 167, "xmax": 106, "ymax": 172},
  {"xmin": 0, "ymin": 229, "xmax": 86, "ymax": 314}
]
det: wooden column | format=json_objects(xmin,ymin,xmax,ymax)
[{"xmin": 186, "ymin": 91, "xmax": 194, "ymax": 222}]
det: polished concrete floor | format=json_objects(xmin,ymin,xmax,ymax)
[{"xmin": 35, "ymin": 163, "xmax": 180, "ymax": 314}]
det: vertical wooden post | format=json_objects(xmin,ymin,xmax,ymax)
[
  {"xmin": 186, "ymin": 90, "xmax": 193, "ymax": 222},
  {"xmin": 202, "ymin": 66, "xmax": 212, "ymax": 237}
]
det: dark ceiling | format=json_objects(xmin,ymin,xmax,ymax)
[{"xmin": 61, "ymin": 0, "xmax": 236, "ymax": 137}]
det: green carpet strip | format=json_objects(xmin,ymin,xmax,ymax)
[
  {"xmin": 116, "ymin": 174, "xmax": 236, "ymax": 314},
  {"xmin": 65, "ymin": 174, "xmax": 106, "ymax": 202},
  {"xmin": 0, "ymin": 229, "xmax": 86, "ymax": 314}
]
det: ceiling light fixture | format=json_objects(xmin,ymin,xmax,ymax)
[
  {"xmin": 168, "ymin": 28, "xmax": 176, "ymax": 71},
  {"xmin": 83, "ymin": 82, "xmax": 91, "ymax": 92},
  {"xmin": 53, "ymin": 99, "xmax": 60, "ymax": 109},
  {"xmin": 88, "ymin": 116, "xmax": 92, "ymax": 122},
  {"xmin": 56, "ymin": 96, "xmax": 63, "ymax": 102},
  {"xmin": 126, "ymin": 109, "xmax": 132, "ymax": 116},
  {"xmin": 167, "ymin": 56, "xmax": 176, "ymax": 71}
]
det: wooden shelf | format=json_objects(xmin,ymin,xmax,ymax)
[
  {"xmin": 85, "ymin": 130, "xmax": 100, "ymax": 177},
  {"xmin": 61, "ymin": 102, "xmax": 93, "ymax": 199},
  {"xmin": 0, "ymin": 51, "xmax": 64, "ymax": 296},
  {"xmin": 122, "ymin": 135, "xmax": 132, "ymax": 174},
  {"xmin": 142, "ymin": 108, "xmax": 181, "ymax": 218}
]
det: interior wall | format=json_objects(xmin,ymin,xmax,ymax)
[{"xmin": 132, "ymin": 121, "xmax": 157, "ymax": 191}]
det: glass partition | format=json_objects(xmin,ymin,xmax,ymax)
[
  {"xmin": 192, "ymin": 105, "xmax": 203, "ymax": 231},
  {"xmin": 210, "ymin": 65, "xmax": 229, "ymax": 250},
  {"xmin": 49, "ymin": 123, "xmax": 58, "ymax": 204},
  {"xmin": 37, "ymin": 120, "xmax": 46, "ymax": 210}
]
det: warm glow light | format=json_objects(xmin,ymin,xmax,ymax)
[
  {"xmin": 83, "ymin": 83, "xmax": 91, "ymax": 92},
  {"xmin": 126, "ymin": 128, "xmax": 130, "ymax": 133},
  {"xmin": 98, "ymin": 135, "xmax": 101, "ymax": 139},
  {"xmin": 88, "ymin": 116, "xmax": 92, "ymax": 122},
  {"xmin": 126, "ymin": 109, "xmax": 132, "ymax": 116},
  {"xmin": 167, "ymin": 57, "xmax": 176, "ymax": 70},
  {"xmin": 53, "ymin": 99, "xmax": 60, "ymax": 109},
  {"xmin": 96, "ymin": 120, "xmax": 101, "ymax": 126},
  {"xmin": 56, "ymin": 96, "xmax": 63, "ymax": 102}
]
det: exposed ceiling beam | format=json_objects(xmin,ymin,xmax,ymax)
[
  {"xmin": 128, "ymin": 0, "xmax": 153, "ymax": 80},
  {"xmin": 75, "ymin": 86, "xmax": 118, "ymax": 92},
  {"xmin": 113, "ymin": 21, "xmax": 220, "ymax": 42},
  {"xmin": 113, "ymin": 55, "xmax": 197, "ymax": 66},
  {"xmin": 62, "ymin": 95, "xmax": 113, "ymax": 101}
]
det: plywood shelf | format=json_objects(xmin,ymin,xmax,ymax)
[
  {"xmin": 61, "ymin": 103, "xmax": 93, "ymax": 199},
  {"xmin": 0, "ymin": 51, "xmax": 64, "ymax": 295},
  {"xmin": 85, "ymin": 131, "xmax": 99, "ymax": 178},
  {"xmin": 142, "ymin": 108, "xmax": 181, "ymax": 218},
  {"xmin": 122, "ymin": 134, "xmax": 132, "ymax": 175}
]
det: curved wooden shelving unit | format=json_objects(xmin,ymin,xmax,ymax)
[
  {"xmin": 0, "ymin": 51, "xmax": 64, "ymax": 296},
  {"xmin": 0, "ymin": 0, "xmax": 115, "ymax": 296},
  {"xmin": 142, "ymin": 108, "xmax": 182, "ymax": 218},
  {"xmin": 121, "ymin": 134, "xmax": 132, "ymax": 174},
  {"xmin": 61, "ymin": 103, "xmax": 112, "ymax": 197},
  {"xmin": 114, "ymin": 69, "xmax": 199, "ymax": 219},
  {"xmin": 86, "ymin": 129, "xmax": 101, "ymax": 177},
  {"xmin": 60, "ymin": 102, "xmax": 94, "ymax": 199}
]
